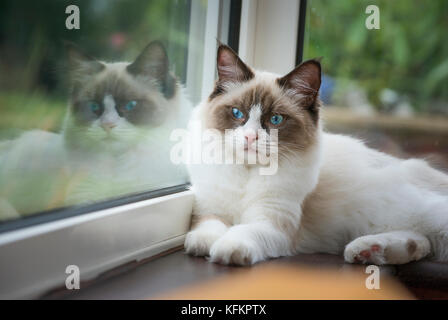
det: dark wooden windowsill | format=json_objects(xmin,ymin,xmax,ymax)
[{"xmin": 42, "ymin": 248, "xmax": 448, "ymax": 300}]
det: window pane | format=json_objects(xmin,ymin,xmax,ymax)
[
  {"xmin": 304, "ymin": 0, "xmax": 448, "ymax": 169},
  {"xmin": 0, "ymin": 0, "xmax": 206, "ymax": 221}
]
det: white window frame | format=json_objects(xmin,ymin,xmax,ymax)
[
  {"xmin": 0, "ymin": 191, "xmax": 194, "ymax": 299},
  {"xmin": 239, "ymin": 0, "xmax": 302, "ymax": 75}
]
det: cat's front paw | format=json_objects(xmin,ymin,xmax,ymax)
[
  {"xmin": 209, "ymin": 234, "xmax": 264, "ymax": 266},
  {"xmin": 184, "ymin": 228, "xmax": 221, "ymax": 257}
]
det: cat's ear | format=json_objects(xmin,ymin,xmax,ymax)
[
  {"xmin": 216, "ymin": 44, "xmax": 254, "ymax": 83},
  {"xmin": 127, "ymin": 41, "xmax": 176, "ymax": 99},
  {"xmin": 277, "ymin": 59, "xmax": 321, "ymax": 107},
  {"xmin": 65, "ymin": 41, "xmax": 105, "ymax": 77}
]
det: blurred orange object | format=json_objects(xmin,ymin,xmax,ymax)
[{"xmin": 159, "ymin": 264, "xmax": 414, "ymax": 300}]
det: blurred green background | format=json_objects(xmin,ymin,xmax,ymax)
[
  {"xmin": 304, "ymin": 0, "xmax": 448, "ymax": 115},
  {"xmin": 303, "ymin": 0, "xmax": 448, "ymax": 172}
]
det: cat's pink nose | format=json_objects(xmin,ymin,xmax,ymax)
[
  {"xmin": 245, "ymin": 132, "xmax": 258, "ymax": 147},
  {"xmin": 101, "ymin": 122, "xmax": 117, "ymax": 131}
]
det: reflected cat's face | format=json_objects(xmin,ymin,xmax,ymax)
[{"xmin": 64, "ymin": 41, "xmax": 178, "ymax": 154}]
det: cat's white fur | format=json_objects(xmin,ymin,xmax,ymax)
[{"xmin": 186, "ymin": 70, "xmax": 448, "ymax": 265}]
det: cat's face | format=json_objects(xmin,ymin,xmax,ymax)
[
  {"xmin": 205, "ymin": 45, "xmax": 322, "ymax": 163},
  {"xmin": 65, "ymin": 42, "xmax": 177, "ymax": 153}
]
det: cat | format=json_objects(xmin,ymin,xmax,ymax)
[
  {"xmin": 62, "ymin": 41, "xmax": 191, "ymax": 204},
  {"xmin": 0, "ymin": 41, "xmax": 191, "ymax": 217},
  {"xmin": 184, "ymin": 44, "xmax": 448, "ymax": 266}
]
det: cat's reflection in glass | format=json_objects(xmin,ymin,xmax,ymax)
[{"xmin": 0, "ymin": 41, "xmax": 191, "ymax": 219}]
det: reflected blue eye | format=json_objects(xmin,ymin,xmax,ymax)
[
  {"xmin": 125, "ymin": 100, "xmax": 137, "ymax": 111},
  {"xmin": 88, "ymin": 102, "xmax": 101, "ymax": 113},
  {"xmin": 270, "ymin": 114, "xmax": 283, "ymax": 125},
  {"xmin": 232, "ymin": 107, "xmax": 244, "ymax": 119}
]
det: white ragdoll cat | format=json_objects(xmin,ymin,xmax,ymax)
[
  {"xmin": 0, "ymin": 41, "xmax": 191, "ymax": 217},
  {"xmin": 184, "ymin": 44, "xmax": 448, "ymax": 266}
]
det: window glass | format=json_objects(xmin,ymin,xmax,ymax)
[
  {"xmin": 304, "ymin": 0, "xmax": 448, "ymax": 169},
  {"xmin": 0, "ymin": 0, "xmax": 205, "ymax": 221}
]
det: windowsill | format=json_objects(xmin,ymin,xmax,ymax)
[
  {"xmin": 323, "ymin": 106, "xmax": 448, "ymax": 136},
  {"xmin": 42, "ymin": 248, "xmax": 448, "ymax": 300}
]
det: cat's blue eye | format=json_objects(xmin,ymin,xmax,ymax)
[
  {"xmin": 88, "ymin": 102, "xmax": 101, "ymax": 113},
  {"xmin": 270, "ymin": 114, "xmax": 283, "ymax": 125},
  {"xmin": 125, "ymin": 100, "xmax": 137, "ymax": 111},
  {"xmin": 232, "ymin": 107, "xmax": 244, "ymax": 119}
]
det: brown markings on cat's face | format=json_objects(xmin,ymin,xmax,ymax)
[
  {"xmin": 207, "ymin": 82, "xmax": 319, "ymax": 152},
  {"xmin": 71, "ymin": 71, "xmax": 165, "ymax": 127},
  {"xmin": 66, "ymin": 41, "xmax": 177, "ymax": 129},
  {"xmin": 205, "ymin": 44, "xmax": 322, "ymax": 153}
]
